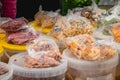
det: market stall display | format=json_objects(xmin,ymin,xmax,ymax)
[
  {"xmin": 0, "ymin": 0, "xmax": 120, "ymax": 79},
  {"xmin": 9, "ymin": 37, "xmax": 67, "ymax": 80},
  {"xmin": 91, "ymin": 0, "xmax": 106, "ymax": 22},
  {"xmin": 0, "ymin": 62, "xmax": 13, "ymax": 80},
  {"xmin": 67, "ymin": 0, "xmax": 106, "ymax": 28},
  {"xmin": 35, "ymin": 10, "xmax": 60, "ymax": 28}
]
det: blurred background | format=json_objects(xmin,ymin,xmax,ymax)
[
  {"xmin": 1, "ymin": 0, "xmax": 118, "ymax": 19},
  {"xmin": 16, "ymin": 0, "xmax": 60, "ymax": 20}
]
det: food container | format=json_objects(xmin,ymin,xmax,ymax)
[
  {"xmin": 63, "ymin": 49, "xmax": 118, "ymax": 80},
  {"xmin": 9, "ymin": 52, "xmax": 67, "ymax": 80},
  {"xmin": 0, "ymin": 62, "xmax": 13, "ymax": 80},
  {"xmin": 114, "ymin": 42, "xmax": 120, "ymax": 80},
  {"xmin": 1, "ymin": 49, "xmax": 25, "ymax": 63}
]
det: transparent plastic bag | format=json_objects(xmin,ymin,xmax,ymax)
[
  {"xmin": 92, "ymin": 27, "xmax": 113, "ymax": 40},
  {"xmin": 27, "ymin": 36, "xmax": 60, "ymax": 59},
  {"xmin": 86, "ymin": 39, "xmax": 116, "ymax": 61},
  {"xmin": 6, "ymin": 27, "xmax": 39, "ymax": 45},
  {"xmin": 34, "ymin": 6, "xmax": 61, "ymax": 28},
  {"xmin": 26, "ymin": 36, "xmax": 62, "ymax": 68},
  {"xmin": 67, "ymin": 7, "xmax": 83, "ymax": 16},
  {"xmin": 49, "ymin": 14, "xmax": 94, "ymax": 40},
  {"xmin": 65, "ymin": 34, "xmax": 95, "ymax": 59},
  {"xmin": 8, "ymin": 36, "xmax": 67, "ymax": 80},
  {"xmin": 101, "ymin": 1, "xmax": 120, "ymax": 36},
  {"xmin": 65, "ymin": 34, "xmax": 116, "ymax": 61},
  {"xmin": 92, "ymin": 4, "xmax": 120, "ymax": 39},
  {"xmin": 107, "ymin": 1, "xmax": 120, "ymax": 21},
  {"xmin": 91, "ymin": 0, "xmax": 107, "ymax": 21},
  {"xmin": 0, "ymin": 17, "xmax": 28, "ymax": 32},
  {"xmin": 49, "ymin": 15, "xmax": 94, "ymax": 52}
]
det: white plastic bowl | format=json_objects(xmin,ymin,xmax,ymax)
[
  {"xmin": 63, "ymin": 49, "xmax": 118, "ymax": 80},
  {"xmin": 9, "ymin": 52, "xmax": 67, "ymax": 80}
]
